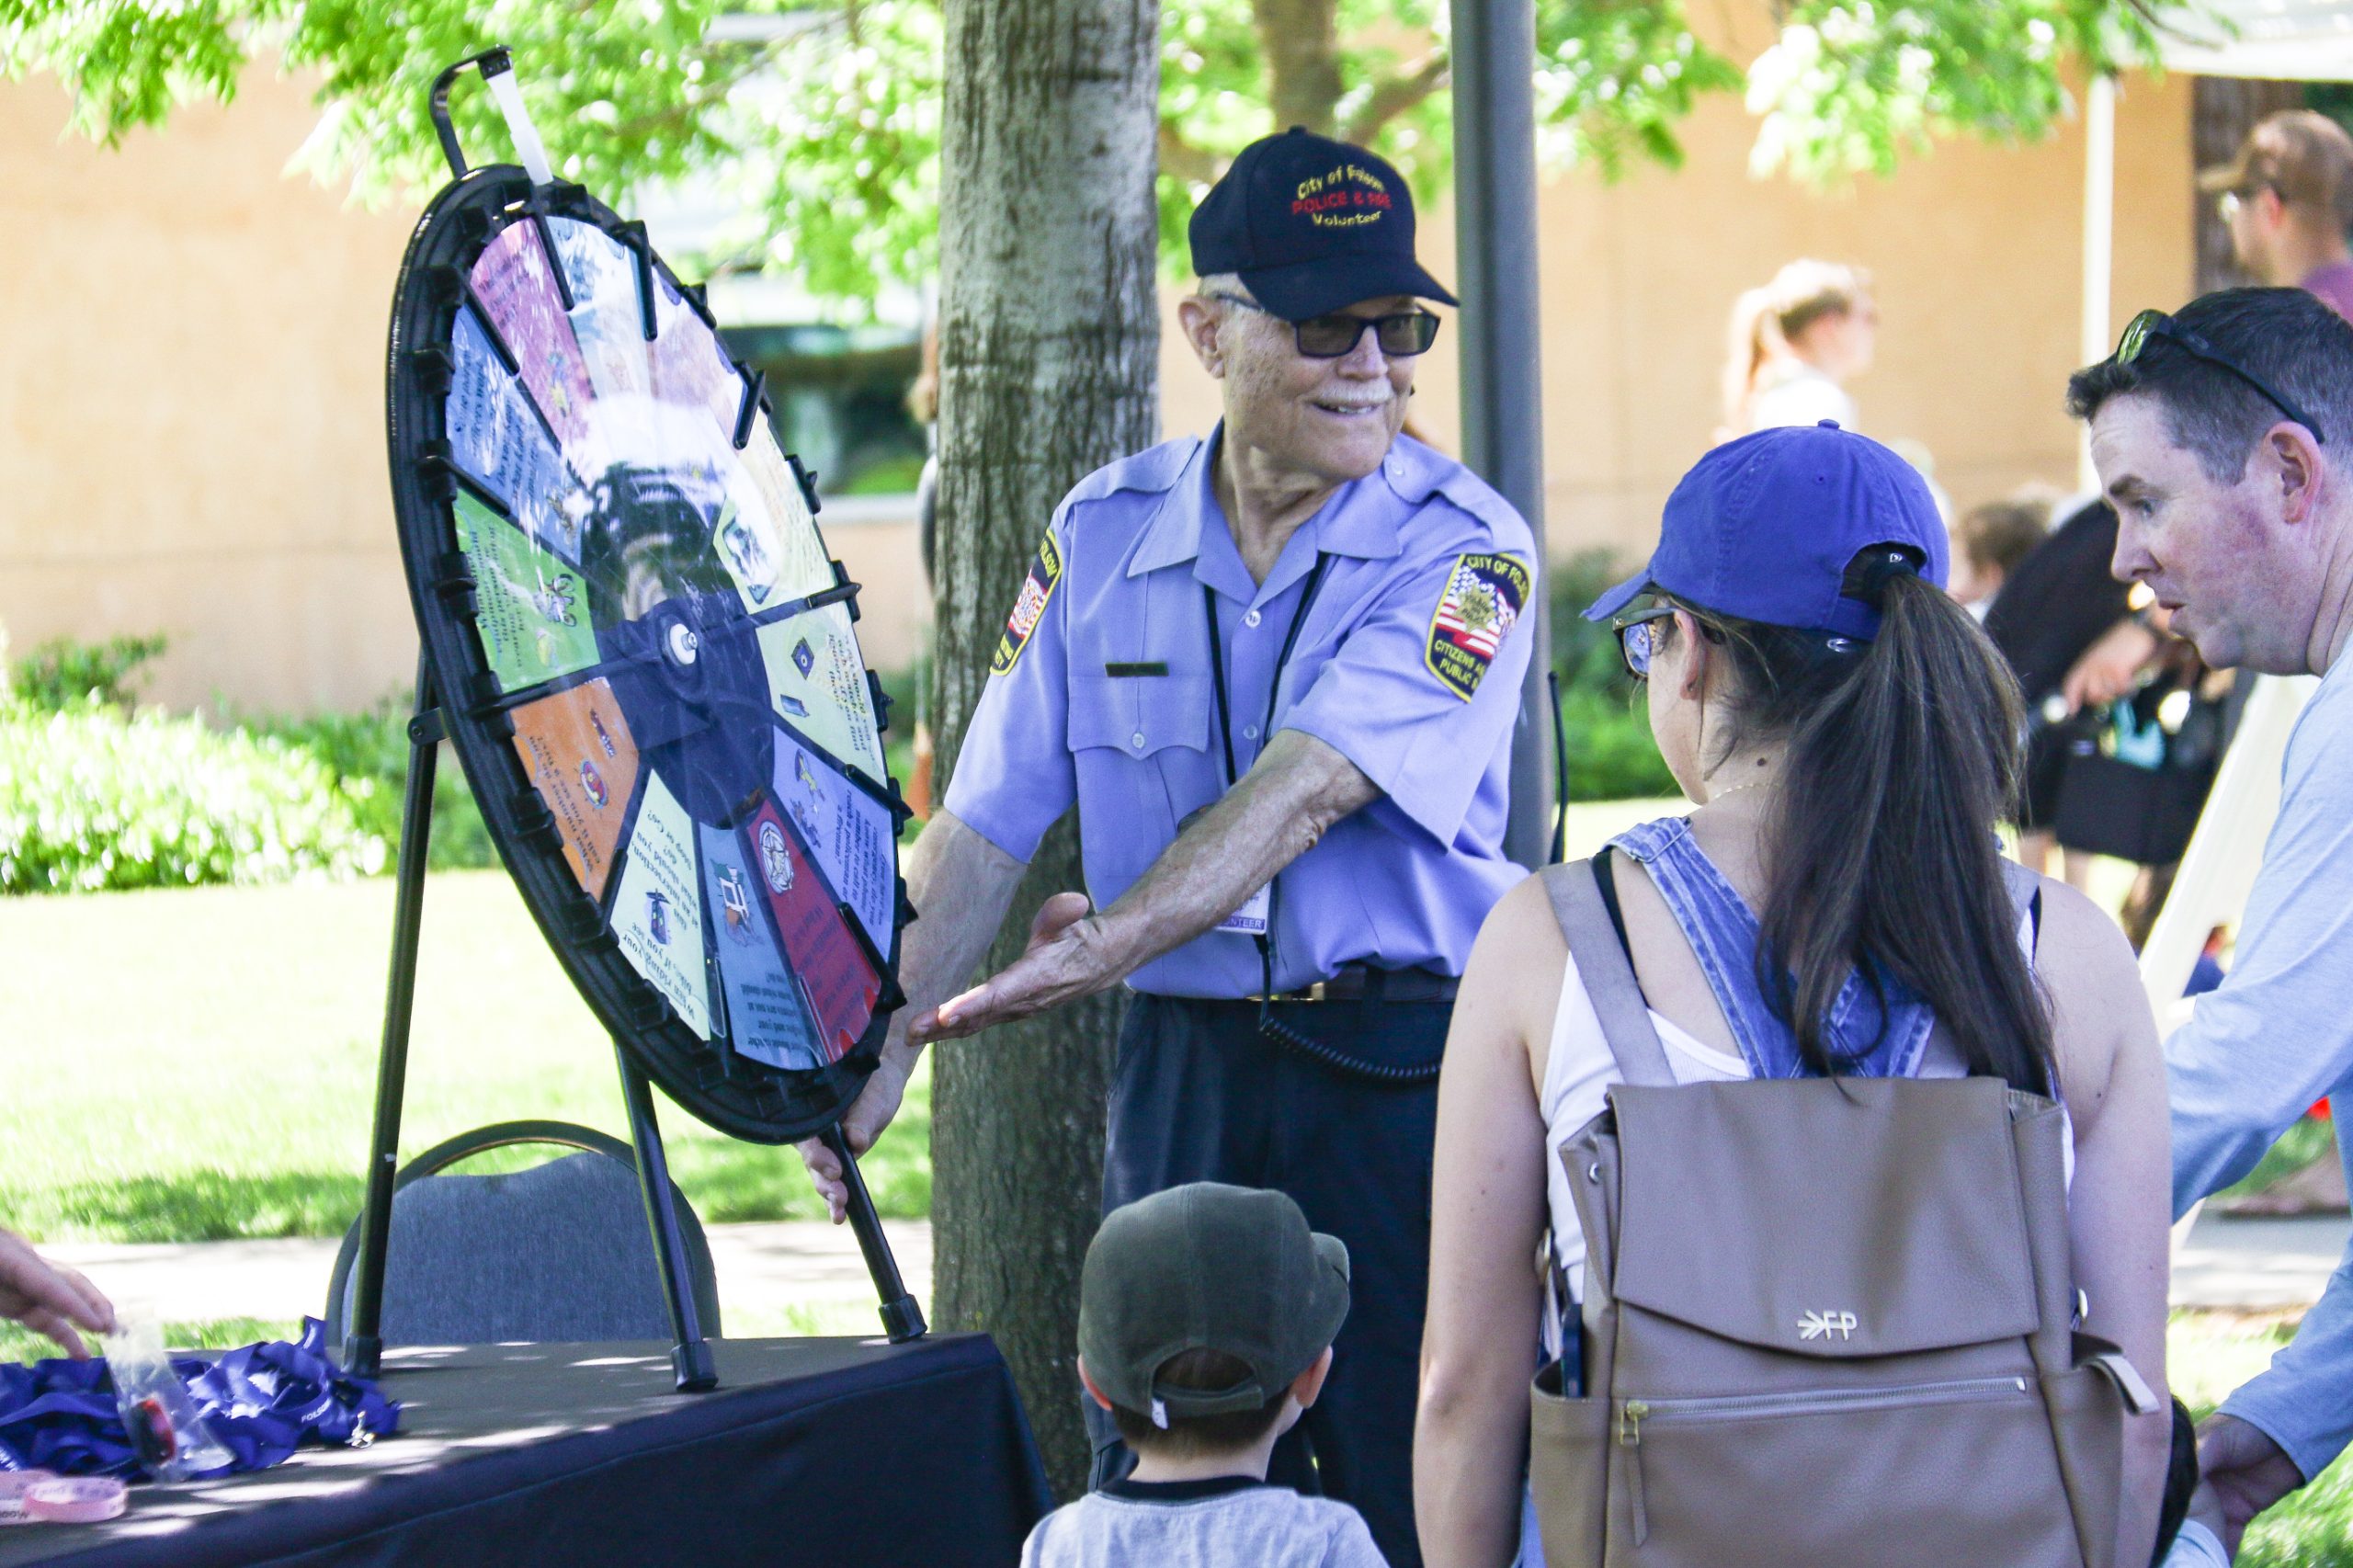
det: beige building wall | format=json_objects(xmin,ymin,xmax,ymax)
[
  {"xmin": 4, "ymin": 31, "xmax": 2195, "ymax": 716},
  {"xmin": 1, "ymin": 70, "xmax": 422, "ymax": 715}
]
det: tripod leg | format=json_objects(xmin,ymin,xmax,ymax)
[
  {"xmin": 615, "ymin": 1043, "xmax": 719, "ymax": 1392},
  {"xmin": 821, "ymin": 1124, "xmax": 926, "ymax": 1343},
  {"xmin": 345, "ymin": 657, "xmax": 441, "ymax": 1377}
]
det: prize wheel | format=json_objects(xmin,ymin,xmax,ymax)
[{"xmin": 383, "ymin": 153, "xmax": 909, "ymax": 1145}]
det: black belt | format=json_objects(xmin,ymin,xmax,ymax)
[{"xmin": 1248, "ymin": 963, "xmax": 1459, "ymax": 1005}]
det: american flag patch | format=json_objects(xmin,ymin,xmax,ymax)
[
  {"xmin": 1425, "ymin": 552, "xmax": 1530, "ymax": 700},
  {"xmin": 991, "ymin": 529, "xmax": 1063, "ymax": 676}
]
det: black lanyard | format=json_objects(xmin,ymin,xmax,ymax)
[
  {"xmin": 1202, "ymin": 552, "xmax": 1331, "ymax": 790},
  {"xmin": 1201, "ymin": 552, "xmax": 1330, "ymax": 1017}
]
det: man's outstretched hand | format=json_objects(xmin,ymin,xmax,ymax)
[
  {"xmin": 2198, "ymin": 1413, "xmax": 2304, "ymax": 1556},
  {"xmin": 0, "ymin": 1227, "xmax": 115, "ymax": 1358},
  {"xmin": 909, "ymin": 892, "xmax": 1106, "ymax": 1045}
]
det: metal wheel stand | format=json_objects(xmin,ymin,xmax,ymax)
[{"xmin": 342, "ymin": 651, "xmax": 923, "ymax": 1392}]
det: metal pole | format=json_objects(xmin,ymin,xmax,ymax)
[
  {"xmin": 2078, "ymin": 73, "xmax": 2118, "ymax": 494},
  {"xmin": 614, "ymin": 1044, "xmax": 720, "ymax": 1392},
  {"xmin": 821, "ymin": 1124, "xmax": 927, "ymax": 1343},
  {"xmin": 345, "ymin": 653, "xmax": 442, "ymax": 1376},
  {"xmin": 1451, "ymin": 0, "xmax": 1554, "ymax": 868}
]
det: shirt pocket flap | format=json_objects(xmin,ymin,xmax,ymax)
[{"xmin": 1067, "ymin": 673, "xmax": 1212, "ymax": 757}]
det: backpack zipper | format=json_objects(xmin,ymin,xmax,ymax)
[
  {"xmin": 1613, "ymin": 1377, "xmax": 2030, "ymax": 1544},
  {"xmin": 1617, "ymin": 1375, "xmax": 2028, "ymax": 1435}
]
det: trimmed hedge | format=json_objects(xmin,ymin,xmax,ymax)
[
  {"xmin": 237, "ymin": 699, "xmax": 496, "ymax": 871},
  {"xmin": 6, "ymin": 633, "xmax": 168, "ymax": 711},
  {"xmin": 0, "ymin": 699, "xmax": 385, "ymax": 892}
]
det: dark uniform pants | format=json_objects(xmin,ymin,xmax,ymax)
[{"xmin": 1086, "ymin": 991, "xmax": 1448, "ymax": 1568}]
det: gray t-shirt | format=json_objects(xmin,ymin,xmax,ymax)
[{"xmin": 1020, "ymin": 1477, "xmax": 1389, "ymax": 1567}]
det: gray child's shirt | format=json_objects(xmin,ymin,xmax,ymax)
[{"xmin": 1019, "ymin": 1477, "xmax": 1389, "ymax": 1567}]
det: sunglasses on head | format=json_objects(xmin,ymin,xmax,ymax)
[
  {"xmin": 2111, "ymin": 307, "xmax": 2325, "ymax": 445},
  {"xmin": 1209, "ymin": 294, "xmax": 1442, "ymax": 358}
]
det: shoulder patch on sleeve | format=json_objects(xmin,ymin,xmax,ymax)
[
  {"xmin": 991, "ymin": 529, "xmax": 1064, "ymax": 676},
  {"xmin": 1425, "ymin": 552, "xmax": 1531, "ymax": 701}
]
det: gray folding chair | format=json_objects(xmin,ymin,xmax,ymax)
[{"xmin": 324, "ymin": 1120, "xmax": 722, "ymax": 1346}]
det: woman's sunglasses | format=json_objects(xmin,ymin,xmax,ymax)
[
  {"xmin": 1209, "ymin": 294, "xmax": 1442, "ymax": 358},
  {"xmin": 1610, "ymin": 605, "xmax": 1678, "ymax": 679},
  {"xmin": 2110, "ymin": 308, "xmax": 2325, "ymax": 445}
]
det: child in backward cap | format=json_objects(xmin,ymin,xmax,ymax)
[{"xmin": 1018, "ymin": 1182, "xmax": 1386, "ymax": 1568}]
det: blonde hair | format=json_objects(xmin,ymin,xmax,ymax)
[{"xmin": 1721, "ymin": 260, "xmax": 1875, "ymax": 432}]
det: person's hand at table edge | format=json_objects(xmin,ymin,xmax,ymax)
[{"xmin": 0, "ymin": 1225, "xmax": 116, "ymax": 1359}]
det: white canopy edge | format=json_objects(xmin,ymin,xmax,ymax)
[{"xmin": 2154, "ymin": 0, "xmax": 2353, "ymax": 82}]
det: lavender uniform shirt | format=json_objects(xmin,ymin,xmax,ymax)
[{"xmin": 943, "ymin": 427, "xmax": 1536, "ymax": 999}]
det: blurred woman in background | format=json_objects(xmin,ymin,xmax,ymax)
[{"xmin": 1718, "ymin": 259, "xmax": 1877, "ymax": 439}]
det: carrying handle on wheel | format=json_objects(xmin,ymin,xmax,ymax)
[{"xmin": 428, "ymin": 46, "xmax": 554, "ymax": 185}]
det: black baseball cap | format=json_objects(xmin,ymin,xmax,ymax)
[
  {"xmin": 1188, "ymin": 127, "xmax": 1457, "ymax": 322},
  {"xmin": 1078, "ymin": 1183, "xmax": 1350, "ymax": 1423}
]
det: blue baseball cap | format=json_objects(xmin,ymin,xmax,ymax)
[
  {"xmin": 1583, "ymin": 421, "xmax": 1949, "ymax": 642},
  {"xmin": 1189, "ymin": 128, "xmax": 1456, "ymax": 322}
]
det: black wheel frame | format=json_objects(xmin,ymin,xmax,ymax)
[{"xmin": 383, "ymin": 165, "xmax": 907, "ymax": 1143}]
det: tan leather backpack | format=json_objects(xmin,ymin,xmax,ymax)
[{"xmin": 1529, "ymin": 859, "xmax": 2157, "ymax": 1568}]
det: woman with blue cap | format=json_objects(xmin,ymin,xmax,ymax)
[{"xmin": 1414, "ymin": 423, "xmax": 2175, "ymax": 1566}]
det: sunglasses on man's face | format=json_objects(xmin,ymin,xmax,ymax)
[
  {"xmin": 2110, "ymin": 307, "xmax": 2326, "ymax": 444},
  {"xmin": 1210, "ymin": 294, "xmax": 1442, "ymax": 358}
]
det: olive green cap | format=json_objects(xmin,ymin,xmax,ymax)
[{"xmin": 1078, "ymin": 1183, "xmax": 1350, "ymax": 1424}]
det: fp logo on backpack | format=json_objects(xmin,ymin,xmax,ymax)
[{"xmin": 1798, "ymin": 1310, "xmax": 1858, "ymax": 1342}]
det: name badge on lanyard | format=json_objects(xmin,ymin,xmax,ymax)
[
  {"xmin": 1216, "ymin": 882, "xmax": 1272, "ymax": 935},
  {"xmin": 1204, "ymin": 555, "xmax": 1330, "ymax": 940}
]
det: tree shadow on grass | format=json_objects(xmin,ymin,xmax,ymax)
[
  {"xmin": 3, "ymin": 1130, "xmax": 932, "ymax": 1247},
  {"xmin": 2, "ymin": 1172, "xmax": 370, "ymax": 1244}
]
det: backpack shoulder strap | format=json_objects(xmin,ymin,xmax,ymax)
[
  {"xmin": 1997, "ymin": 858, "xmax": 2043, "ymax": 960},
  {"xmin": 1540, "ymin": 858, "xmax": 1677, "ymax": 1088}
]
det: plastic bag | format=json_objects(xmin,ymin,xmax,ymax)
[{"xmin": 105, "ymin": 1319, "xmax": 232, "ymax": 1482}]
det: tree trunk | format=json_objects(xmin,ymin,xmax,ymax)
[
  {"xmin": 2193, "ymin": 76, "xmax": 2304, "ymax": 294},
  {"xmin": 1255, "ymin": 0, "xmax": 1344, "ymax": 136},
  {"xmin": 931, "ymin": 0, "xmax": 1163, "ymax": 1502}
]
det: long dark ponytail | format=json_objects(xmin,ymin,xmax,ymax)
[{"xmin": 1665, "ymin": 558, "xmax": 2054, "ymax": 1095}]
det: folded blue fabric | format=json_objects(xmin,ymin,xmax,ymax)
[{"xmin": 0, "ymin": 1317, "xmax": 400, "ymax": 1480}]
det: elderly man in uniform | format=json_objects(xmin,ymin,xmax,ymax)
[{"xmin": 802, "ymin": 129, "xmax": 1534, "ymax": 1565}]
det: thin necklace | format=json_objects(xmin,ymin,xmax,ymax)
[{"xmin": 1702, "ymin": 772, "xmax": 1778, "ymax": 806}]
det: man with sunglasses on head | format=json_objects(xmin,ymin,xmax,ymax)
[
  {"xmin": 2063, "ymin": 114, "xmax": 2353, "ymax": 720},
  {"xmin": 797, "ymin": 127, "xmax": 1533, "ymax": 1566},
  {"xmin": 2070, "ymin": 286, "xmax": 2353, "ymax": 1562}
]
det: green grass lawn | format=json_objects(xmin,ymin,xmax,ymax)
[
  {"xmin": 2172, "ymin": 1310, "xmax": 2353, "ymax": 1565},
  {"xmin": 0, "ymin": 872, "xmax": 928, "ymax": 1244}
]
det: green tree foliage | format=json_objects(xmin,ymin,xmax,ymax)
[{"xmin": 2, "ymin": 0, "xmax": 2173, "ymax": 301}]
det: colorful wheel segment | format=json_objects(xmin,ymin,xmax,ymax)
[{"xmin": 385, "ymin": 166, "xmax": 907, "ymax": 1142}]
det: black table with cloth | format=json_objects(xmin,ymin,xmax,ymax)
[{"xmin": 0, "ymin": 1335, "xmax": 1048, "ymax": 1567}]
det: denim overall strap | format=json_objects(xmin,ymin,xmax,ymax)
[{"xmin": 1608, "ymin": 817, "xmax": 1936, "ymax": 1080}]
